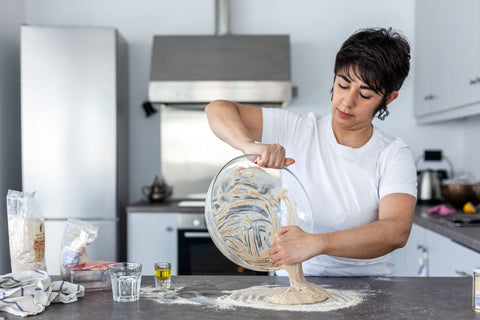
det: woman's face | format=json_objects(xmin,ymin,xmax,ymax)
[{"xmin": 331, "ymin": 68, "xmax": 384, "ymax": 131}]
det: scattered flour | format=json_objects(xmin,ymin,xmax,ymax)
[
  {"xmin": 141, "ymin": 285, "xmax": 365, "ymax": 312},
  {"xmin": 216, "ymin": 285, "xmax": 364, "ymax": 312}
]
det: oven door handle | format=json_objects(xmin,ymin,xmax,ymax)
[{"xmin": 183, "ymin": 232, "xmax": 211, "ymax": 238}]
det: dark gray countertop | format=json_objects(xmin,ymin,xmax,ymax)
[
  {"xmin": 414, "ymin": 205, "xmax": 480, "ymax": 253},
  {"xmin": 126, "ymin": 200, "xmax": 204, "ymax": 214},
  {"xmin": 4, "ymin": 275, "xmax": 479, "ymax": 319}
]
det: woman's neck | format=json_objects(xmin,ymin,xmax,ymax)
[{"xmin": 332, "ymin": 122, "xmax": 373, "ymax": 148}]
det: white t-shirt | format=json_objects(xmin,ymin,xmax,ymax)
[{"xmin": 262, "ymin": 108, "xmax": 417, "ymax": 276}]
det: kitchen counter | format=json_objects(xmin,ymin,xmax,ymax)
[
  {"xmin": 126, "ymin": 200, "xmax": 204, "ymax": 214},
  {"xmin": 414, "ymin": 205, "xmax": 480, "ymax": 253},
  {"xmin": 4, "ymin": 275, "xmax": 479, "ymax": 319}
]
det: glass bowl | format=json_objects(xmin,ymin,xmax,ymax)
[
  {"xmin": 205, "ymin": 154, "xmax": 313, "ymax": 272},
  {"xmin": 64, "ymin": 261, "xmax": 115, "ymax": 291}
]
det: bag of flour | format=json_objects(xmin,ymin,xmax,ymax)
[
  {"xmin": 6, "ymin": 189, "xmax": 47, "ymax": 272},
  {"xmin": 60, "ymin": 218, "xmax": 99, "ymax": 279}
]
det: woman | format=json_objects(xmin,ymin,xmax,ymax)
[{"xmin": 205, "ymin": 27, "xmax": 417, "ymax": 276}]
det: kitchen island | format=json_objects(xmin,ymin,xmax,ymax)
[{"xmin": 4, "ymin": 275, "xmax": 478, "ymax": 319}]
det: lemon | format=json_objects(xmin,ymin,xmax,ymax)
[{"xmin": 463, "ymin": 202, "xmax": 476, "ymax": 214}]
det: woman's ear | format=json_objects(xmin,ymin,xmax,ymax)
[{"xmin": 386, "ymin": 91, "xmax": 399, "ymax": 105}]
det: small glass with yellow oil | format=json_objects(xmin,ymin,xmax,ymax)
[{"xmin": 154, "ymin": 262, "xmax": 172, "ymax": 289}]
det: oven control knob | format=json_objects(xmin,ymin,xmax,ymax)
[{"xmin": 192, "ymin": 218, "xmax": 201, "ymax": 227}]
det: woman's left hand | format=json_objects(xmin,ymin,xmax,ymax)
[{"xmin": 268, "ymin": 225, "xmax": 315, "ymax": 266}]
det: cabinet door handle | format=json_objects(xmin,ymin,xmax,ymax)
[
  {"xmin": 184, "ymin": 232, "xmax": 210, "ymax": 238},
  {"xmin": 470, "ymin": 79, "xmax": 477, "ymax": 85},
  {"xmin": 417, "ymin": 244, "xmax": 428, "ymax": 252},
  {"xmin": 417, "ymin": 245, "xmax": 429, "ymax": 277},
  {"xmin": 424, "ymin": 95, "xmax": 434, "ymax": 100},
  {"xmin": 166, "ymin": 226, "xmax": 174, "ymax": 232}
]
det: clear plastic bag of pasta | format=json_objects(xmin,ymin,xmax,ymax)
[
  {"xmin": 6, "ymin": 189, "xmax": 46, "ymax": 272},
  {"xmin": 60, "ymin": 218, "xmax": 99, "ymax": 279}
]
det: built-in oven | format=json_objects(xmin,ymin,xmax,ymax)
[{"xmin": 177, "ymin": 213, "xmax": 267, "ymax": 275}]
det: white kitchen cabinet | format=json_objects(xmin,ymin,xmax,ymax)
[
  {"xmin": 415, "ymin": 0, "xmax": 480, "ymax": 123},
  {"xmin": 453, "ymin": 0, "xmax": 480, "ymax": 108},
  {"xmin": 127, "ymin": 212, "xmax": 178, "ymax": 276},
  {"xmin": 426, "ymin": 228, "xmax": 480, "ymax": 277},
  {"xmin": 392, "ymin": 224, "xmax": 427, "ymax": 276},
  {"xmin": 393, "ymin": 223, "xmax": 480, "ymax": 277},
  {"xmin": 414, "ymin": 0, "xmax": 454, "ymax": 117}
]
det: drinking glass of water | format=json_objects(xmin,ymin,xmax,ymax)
[{"xmin": 109, "ymin": 262, "xmax": 142, "ymax": 302}]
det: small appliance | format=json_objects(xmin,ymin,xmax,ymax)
[{"xmin": 416, "ymin": 150, "xmax": 454, "ymax": 204}]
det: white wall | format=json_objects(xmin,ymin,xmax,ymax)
[
  {"xmin": 232, "ymin": 0, "xmax": 467, "ymax": 175},
  {"xmin": 22, "ymin": 0, "xmax": 472, "ymax": 204},
  {"xmin": 1, "ymin": 0, "xmax": 479, "ymax": 272},
  {"xmin": 0, "ymin": 0, "xmax": 24, "ymax": 274}
]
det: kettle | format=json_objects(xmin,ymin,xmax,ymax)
[
  {"xmin": 416, "ymin": 150, "xmax": 454, "ymax": 204},
  {"xmin": 417, "ymin": 170, "xmax": 443, "ymax": 204},
  {"xmin": 142, "ymin": 175, "xmax": 173, "ymax": 203}
]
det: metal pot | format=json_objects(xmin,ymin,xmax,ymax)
[{"xmin": 440, "ymin": 182, "xmax": 480, "ymax": 208}]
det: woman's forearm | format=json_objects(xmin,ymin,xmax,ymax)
[
  {"xmin": 315, "ymin": 219, "xmax": 410, "ymax": 259},
  {"xmin": 269, "ymin": 193, "xmax": 416, "ymax": 265},
  {"xmin": 313, "ymin": 193, "xmax": 416, "ymax": 259}
]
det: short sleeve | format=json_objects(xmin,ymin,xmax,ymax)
[
  {"xmin": 261, "ymin": 107, "xmax": 313, "ymax": 147},
  {"xmin": 378, "ymin": 139, "xmax": 418, "ymax": 199}
]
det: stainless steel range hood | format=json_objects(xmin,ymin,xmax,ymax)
[
  {"xmin": 151, "ymin": 34, "xmax": 293, "ymax": 199},
  {"xmin": 148, "ymin": 34, "xmax": 292, "ymax": 104},
  {"xmin": 151, "ymin": 0, "xmax": 293, "ymax": 199}
]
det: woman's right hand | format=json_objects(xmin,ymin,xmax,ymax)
[
  {"xmin": 205, "ymin": 100, "xmax": 294, "ymax": 168},
  {"xmin": 242, "ymin": 142, "xmax": 295, "ymax": 169}
]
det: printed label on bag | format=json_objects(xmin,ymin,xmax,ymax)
[
  {"xmin": 61, "ymin": 246, "xmax": 85, "ymax": 274},
  {"xmin": 32, "ymin": 220, "xmax": 45, "ymax": 262},
  {"xmin": 473, "ymin": 270, "xmax": 480, "ymax": 311},
  {"xmin": 62, "ymin": 246, "xmax": 84, "ymax": 265}
]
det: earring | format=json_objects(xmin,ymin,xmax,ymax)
[{"xmin": 377, "ymin": 108, "xmax": 390, "ymax": 121}]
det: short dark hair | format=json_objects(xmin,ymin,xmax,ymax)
[{"xmin": 333, "ymin": 27, "xmax": 411, "ymax": 117}]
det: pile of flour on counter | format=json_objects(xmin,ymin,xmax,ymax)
[
  {"xmin": 141, "ymin": 285, "xmax": 365, "ymax": 312},
  {"xmin": 216, "ymin": 285, "xmax": 364, "ymax": 312}
]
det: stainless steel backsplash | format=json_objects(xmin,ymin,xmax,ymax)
[{"xmin": 160, "ymin": 104, "xmax": 241, "ymax": 199}]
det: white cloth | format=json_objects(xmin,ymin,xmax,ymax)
[
  {"xmin": 0, "ymin": 270, "xmax": 85, "ymax": 317},
  {"xmin": 262, "ymin": 109, "xmax": 417, "ymax": 276}
]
